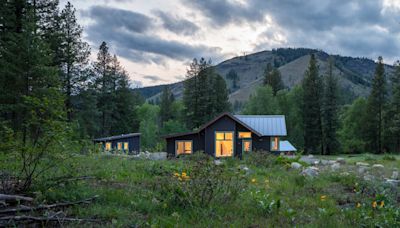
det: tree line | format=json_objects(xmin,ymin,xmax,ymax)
[{"xmin": 245, "ymin": 53, "xmax": 400, "ymax": 154}]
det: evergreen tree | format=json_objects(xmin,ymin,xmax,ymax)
[
  {"xmin": 226, "ymin": 69, "xmax": 239, "ymax": 90},
  {"xmin": 58, "ymin": 1, "xmax": 90, "ymax": 121},
  {"xmin": 93, "ymin": 42, "xmax": 114, "ymax": 136},
  {"xmin": 302, "ymin": 54, "xmax": 323, "ymax": 154},
  {"xmin": 264, "ymin": 67, "xmax": 284, "ymax": 96},
  {"xmin": 211, "ymin": 74, "xmax": 231, "ymax": 115},
  {"xmin": 160, "ymin": 85, "xmax": 174, "ymax": 125},
  {"xmin": 321, "ymin": 58, "xmax": 339, "ymax": 154},
  {"xmin": 364, "ymin": 56, "xmax": 386, "ymax": 153},
  {"xmin": 388, "ymin": 61, "xmax": 400, "ymax": 153}
]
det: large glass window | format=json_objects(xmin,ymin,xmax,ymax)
[
  {"xmin": 271, "ymin": 137, "xmax": 279, "ymax": 151},
  {"xmin": 117, "ymin": 142, "xmax": 122, "ymax": 150},
  {"xmin": 238, "ymin": 132, "xmax": 252, "ymax": 139},
  {"xmin": 176, "ymin": 141, "xmax": 192, "ymax": 155},
  {"xmin": 105, "ymin": 142, "xmax": 112, "ymax": 151},
  {"xmin": 216, "ymin": 132, "xmax": 234, "ymax": 157},
  {"xmin": 124, "ymin": 142, "xmax": 129, "ymax": 150},
  {"xmin": 243, "ymin": 140, "xmax": 252, "ymax": 153}
]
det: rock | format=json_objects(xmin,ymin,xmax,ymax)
[
  {"xmin": 308, "ymin": 154, "xmax": 314, "ymax": 158},
  {"xmin": 363, "ymin": 174, "xmax": 374, "ymax": 181},
  {"xmin": 391, "ymin": 171, "xmax": 399, "ymax": 180},
  {"xmin": 150, "ymin": 152, "xmax": 167, "ymax": 160},
  {"xmin": 313, "ymin": 160, "xmax": 320, "ymax": 165},
  {"xmin": 358, "ymin": 166, "xmax": 369, "ymax": 174},
  {"xmin": 301, "ymin": 166, "xmax": 319, "ymax": 177},
  {"xmin": 214, "ymin": 160, "xmax": 223, "ymax": 166},
  {"xmin": 372, "ymin": 164, "xmax": 384, "ymax": 168},
  {"xmin": 356, "ymin": 162, "xmax": 370, "ymax": 167},
  {"xmin": 291, "ymin": 162, "xmax": 302, "ymax": 169},
  {"xmin": 320, "ymin": 160, "xmax": 329, "ymax": 165},
  {"xmin": 385, "ymin": 179, "xmax": 400, "ymax": 186},
  {"xmin": 327, "ymin": 160, "xmax": 336, "ymax": 165},
  {"xmin": 331, "ymin": 163, "xmax": 341, "ymax": 171},
  {"xmin": 336, "ymin": 157, "xmax": 346, "ymax": 164}
]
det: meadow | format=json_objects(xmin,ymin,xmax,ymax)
[{"xmin": 2, "ymin": 152, "xmax": 398, "ymax": 227}]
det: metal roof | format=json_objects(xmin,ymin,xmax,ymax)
[
  {"xmin": 279, "ymin": 140, "xmax": 297, "ymax": 151},
  {"xmin": 93, "ymin": 133, "xmax": 141, "ymax": 142},
  {"xmin": 234, "ymin": 115, "xmax": 287, "ymax": 136}
]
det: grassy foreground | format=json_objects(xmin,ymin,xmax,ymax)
[{"xmin": 4, "ymin": 152, "xmax": 400, "ymax": 227}]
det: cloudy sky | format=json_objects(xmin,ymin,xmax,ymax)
[{"xmin": 60, "ymin": 0, "xmax": 400, "ymax": 87}]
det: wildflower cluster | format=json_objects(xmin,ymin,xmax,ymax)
[{"xmin": 174, "ymin": 171, "xmax": 190, "ymax": 181}]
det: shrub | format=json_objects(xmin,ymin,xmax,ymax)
[
  {"xmin": 245, "ymin": 150, "xmax": 275, "ymax": 167},
  {"xmin": 161, "ymin": 153, "xmax": 246, "ymax": 209},
  {"xmin": 382, "ymin": 155, "xmax": 397, "ymax": 161}
]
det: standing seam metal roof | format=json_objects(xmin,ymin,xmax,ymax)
[{"xmin": 234, "ymin": 115, "xmax": 287, "ymax": 136}]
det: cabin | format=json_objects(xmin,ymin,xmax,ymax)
[
  {"xmin": 93, "ymin": 133, "xmax": 140, "ymax": 154},
  {"xmin": 164, "ymin": 112, "xmax": 292, "ymax": 158}
]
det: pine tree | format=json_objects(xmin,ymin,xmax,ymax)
[
  {"xmin": 264, "ymin": 66, "xmax": 284, "ymax": 96},
  {"xmin": 211, "ymin": 74, "xmax": 231, "ymax": 115},
  {"xmin": 364, "ymin": 56, "xmax": 386, "ymax": 154},
  {"xmin": 160, "ymin": 85, "xmax": 174, "ymax": 125},
  {"xmin": 93, "ymin": 42, "xmax": 114, "ymax": 136},
  {"xmin": 302, "ymin": 54, "xmax": 323, "ymax": 154},
  {"xmin": 388, "ymin": 61, "xmax": 400, "ymax": 153},
  {"xmin": 321, "ymin": 57, "xmax": 339, "ymax": 155},
  {"xmin": 58, "ymin": 1, "xmax": 90, "ymax": 121}
]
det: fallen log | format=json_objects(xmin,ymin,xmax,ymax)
[
  {"xmin": 0, "ymin": 215, "xmax": 100, "ymax": 223},
  {"xmin": 0, "ymin": 195, "xmax": 99, "ymax": 214},
  {"xmin": 0, "ymin": 194, "xmax": 33, "ymax": 203}
]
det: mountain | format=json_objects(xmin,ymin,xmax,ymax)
[{"xmin": 136, "ymin": 48, "xmax": 394, "ymax": 105}]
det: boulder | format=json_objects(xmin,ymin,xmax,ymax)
[
  {"xmin": 385, "ymin": 179, "xmax": 400, "ymax": 187},
  {"xmin": 356, "ymin": 162, "xmax": 370, "ymax": 167},
  {"xmin": 336, "ymin": 157, "xmax": 346, "ymax": 164},
  {"xmin": 150, "ymin": 152, "xmax": 167, "ymax": 160},
  {"xmin": 291, "ymin": 162, "xmax": 302, "ymax": 169},
  {"xmin": 301, "ymin": 166, "xmax": 319, "ymax": 177},
  {"xmin": 391, "ymin": 171, "xmax": 399, "ymax": 180},
  {"xmin": 372, "ymin": 164, "xmax": 384, "ymax": 168},
  {"xmin": 308, "ymin": 154, "xmax": 314, "ymax": 158},
  {"xmin": 358, "ymin": 166, "xmax": 369, "ymax": 174},
  {"xmin": 363, "ymin": 174, "xmax": 374, "ymax": 181},
  {"xmin": 331, "ymin": 162, "xmax": 341, "ymax": 171},
  {"xmin": 214, "ymin": 160, "xmax": 223, "ymax": 166}
]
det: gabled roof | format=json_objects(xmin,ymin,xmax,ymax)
[
  {"xmin": 279, "ymin": 140, "xmax": 296, "ymax": 151},
  {"xmin": 234, "ymin": 115, "xmax": 287, "ymax": 136},
  {"xmin": 93, "ymin": 133, "xmax": 141, "ymax": 142},
  {"xmin": 163, "ymin": 112, "xmax": 287, "ymax": 139}
]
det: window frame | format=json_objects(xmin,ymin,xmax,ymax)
[
  {"xmin": 175, "ymin": 140, "xmax": 193, "ymax": 156},
  {"xmin": 123, "ymin": 142, "xmax": 129, "ymax": 151},
  {"xmin": 238, "ymin": 131, "xmax": 252, "ymax": 139},
  {"xmin": 105, "ymin": 142, "xmax": 112, "ymax": 151},
  {"xmin": 270, "ymin": 137, "xmax": 280, "ymax": 151},
  {"xmin": 117, "ymin": 142, "xmax": 122, "ymax": 150},
  {"xmin": 214, "ymin": 131, "xmax": 235, "ymax": 158},
  {"xmin": 242, "ymin": 139, "xmax": 252, "ymax": 153}
]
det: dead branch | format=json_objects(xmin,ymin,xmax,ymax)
[
  {"xmin": 0, "ymin": 195, "xmax": 99, "ymax": 214},
  {"xmin": 0, "ymin": 215, "xmax": 100, "ymax": 223},
  {"xmin": 0, "ymin": 194, "xmax": 33, "ymax": 203}
]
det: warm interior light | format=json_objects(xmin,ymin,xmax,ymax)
[
  {"xmin": 216, "ymin": 132, "xmax": 233, "ymax": 157},
  {"xmin": 176, "ymin": 141, "xmax": 192, "ymax": 155}
]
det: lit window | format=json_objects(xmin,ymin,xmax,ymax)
[
  {"xmin": 124, "ymin": 142, "xmax": 129, "ymax": 150},
  {"xmin": 238, "ymin": 132, "xmax": 251, "ymax": 138},
  {"xmin": 243, "ymin": 141, "xmax": 251, "ymax": 152},
  {"xmin": 216, "ymin": 132, "xmax": 234, "ymax": 157},
  {"xmin": 271, "ymin": 137, "xmax": 279, "ymax": 151},
  {"xmin": 105, "ymin": 142, "xmax": 112, "ymax": 151},
  {"xmin": 176, "ymin": 141, "xmax": 192, "ymax": 155},
  {"xmin": 117, "ymin": 142, "xmax": 122, "ymax": 150}
]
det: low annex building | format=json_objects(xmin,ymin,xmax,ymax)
[
  {"xmin": 163, "ymin": 112, "xmax": 296, "ymax": 158},
  {"xmin": 94, "ymin": 133, "xmax": 141, "ymax": 154}
]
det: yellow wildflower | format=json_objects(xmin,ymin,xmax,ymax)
[
  {"xmin": 356, "ymin": 203, "xmax": 361, "ymax": 208},
  {"xmin": 372, "ymin": 201, "xmax": 377, "ymax": 208},
  {"xmin": 174, "ymin": 172, "xmax": 180, "ymax": 177},
  {"xmin": 320, "ymin": 195, "xmax": 327, "ymax": 201},
  {"xmin": 265, "ymin": 179, "xmax": 270, "ymax": 183},
  {"xmin": 182, "ymin": 172, "xmax": 187, "ymax": 177},
  {"xmin": 379, "ymin": 201, "xmax": 384, "ymax": 208},
  {"xmin": 251, "ymin": 178, "xmax": 256, "ymax": 183}
]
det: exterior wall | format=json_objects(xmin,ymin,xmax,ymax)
[
  {"xmin": 98, "ymin": 136, "xmax": 140, "ymax": 154},
  {"xmin": 166, "ymin": 133, "xmax": 203, "ymax": 157},
  {"xmin": 253, "ymin": 136, "xmax": 271, "ymax": 152},
  {"xmin": 204, "ymin": 116, "xmax": 236, "ymax": 157}
]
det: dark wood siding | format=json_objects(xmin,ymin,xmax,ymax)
[
  {"xmin": 204, "ymin": 116, "xmax": 236, "ymax": 157},
  {"xmin": 253, "ymin": 136, "xmax": 270, "ymax": 152},
  {"xmin": 166, "ymin": 133, "xmax": 203, "ymax": 156},
  {"xmin": 99, "ymin": 135, "xmax": 140, "ymax": 154}
]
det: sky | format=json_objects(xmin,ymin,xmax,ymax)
[{"xmin": 60, "ymin": 0, "xmax": 400, "ymax": 87}]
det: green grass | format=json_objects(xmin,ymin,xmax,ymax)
[{"xmin": 3, "ymin": 153, "xmax": 400, "ymax": 227}]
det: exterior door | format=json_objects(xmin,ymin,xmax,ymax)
[{"xmin": 242, "ymin": 139, "xmax": 252, "ymax": 154}]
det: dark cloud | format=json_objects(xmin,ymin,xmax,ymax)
[
  {"xmin": 154, "ymin": 10, "xmax": 199, "ymax": 35},
  {"xmin": 184, "ymin": 0, "xmax": 400, "ymax": 60},
  {"xmin": 87, "ymin": 6, "xmax": 154, "ymax": 33},
  {"xmin": 143, "ymin": 75, "xmax": 167, "ymax": 83},
  {"xmin": 85, "ymin": 6, "xmax": 222, "ymax": 63}
]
